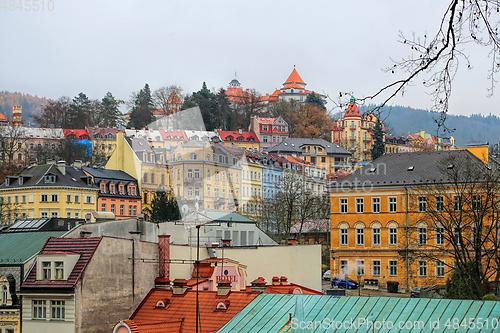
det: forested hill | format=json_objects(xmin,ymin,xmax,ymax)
[
  {"xmin": 0, "ymin": 91, "xmax": 49, "ymax": 123},
  {"xmin": 358, "ymin": 105, "xmax": 500, "ymax": 146}
]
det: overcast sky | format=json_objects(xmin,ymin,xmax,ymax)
[{"xmin": 1, "ymin": 0, "xmax": 498, "ymax": 116}]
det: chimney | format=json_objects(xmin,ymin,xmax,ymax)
[
  {"xmin": 250, "ymin": 277, "xmax": 267, "ymax": 293},
  {"xmin": 280, "ymin": 276, "xmax": 288, "ymax": 285},
  {"xmin": 158, "ymin": 235, "xmax": 171, "ymax": 280},
  {"xmin": 272, "ymin": 276, "xmax": 280, "ymax": 286},
  {"xmin": 221, "ymin": 239, "xmax": 231, "ymax": 247},
  {"xmin": 56, "ymin": 161, "xmax": 66, "ymax": 175},
  {"xmin": 172, "ymin": 279, "xmax": 191, "ymax": 295},
  {"xmin": 217, "ymin": 279, "xmax": 232, "ymax": 296},
  {"xmin": 238, "ymin": 129, "xmax": 242, "ymax": 135},
  {"xmin": 73, "ymin": 160, "xmax": 82, "ymax": 169}
]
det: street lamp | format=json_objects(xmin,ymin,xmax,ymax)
[{"xmin": 357, "ymin": 273, "xmax": 362, "ymax": 296}]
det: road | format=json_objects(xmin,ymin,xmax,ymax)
[{"xmin": 321, "ymin": 280, "xmax": 410, "ymax": 298}]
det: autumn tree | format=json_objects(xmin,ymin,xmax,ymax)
[{"xmin": 291, "ymin": 104, "xmax": 332, "ymax": 140}]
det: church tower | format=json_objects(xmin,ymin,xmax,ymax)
[{"xmin": 12, "ymin": 105, "xmax": 22, "ymax": 126}]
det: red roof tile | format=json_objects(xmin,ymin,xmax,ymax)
[
  {"xmin": 63, "ymin": 129, "xmax": 90, "ymax": 140},
  {"xmin": 0, "ymin": 111, "xmax": 11, "ymax": 124},
  {"xmin": 120, "ymin": 319, "xmax": 184, "ymax": 333},
  {"xmin": 22, "ymin": 237, "xmax": 102, "ymax": 289},
  {"xmin": 218, "ymin": 130, "xmax": 259, "ymax": 143},
  {"xmin": 130, "ymin": 289, "xmax": 260, "ymax": 333},
  {"xmin": 167, "ymin": 91, "xmax": 182, "ymax": 105},
  {"xmin": 160, "ymin": 129, "xmax": 188, "ymax": 141}
]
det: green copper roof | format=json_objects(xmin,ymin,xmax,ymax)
[
  {"xmin": 218, "ymin": 294, "xmax": 500, "ymax": 332},
  {"xmin": 0, "ymin": 231, "xmax": 70, "ymax": 264}
]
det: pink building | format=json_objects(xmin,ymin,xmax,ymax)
[{"xmin": 249, "ymin": 116, "xmax": 289, "ymax": 151}]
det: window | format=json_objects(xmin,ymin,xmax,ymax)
[
  {"xmin": 356, "ymin": 260, "xmax": 365, "ymax": 275},
  {"xmin": 133, "ymin": 206, "xmax": 137, "ymax": 216},
  {"xmin": 2, "ymin": 286, "xmax": 7, "ymax": 305},
  {"xmin": 453, "ymin": 195, "xmax": 462, "ymax": 211},
  {"xmin": 33, "ymin": 300, "xmax": 47, "ymax": 319},
  {"xmin": 372, "ymin": 260, "xmax": 381, "ymax": 276},
  {"xmin": 143, "ymin": 173, "xmax": 148, "ymax": 183},
  {"xmin": 128, "ymin": 206, "xmax": 132, "ymax": 216},
  {"xmin": 42, "ymin": 262, "xmax": 51, "ymax": 279},
  {"xmin": 120, "ymin": 205, "xmax": 124, "ymax": 215},
  {"xmin": 372, "ymin": 228, "xmax": 380, "ymax": 245},
  {"xmin": 207, "ymin": 170, "xmax": 210, "ymax": 179},
  {"xmin": 356, "ymin": 198, "xmax": 364, "ymax": 213},
  {"xmin": 389, "ymin": 260, "xmax": 398, "ymax": 276},
  {"xmin": 144, "ymin": 193, "xmax": 148, "ymax": 204},
  {"xmin": 418, "ymin": 227, "xmax": 427, "ymax": 245},
  {"xmin": 86, "ymin": 195, "xmax": 92, "ymax": 204},
  {"xmin": 454, "ymin": 227, "xmax": 461, "ymax": 245},
  {"xmin": 187, "ymin": 169, "xmax": 193, "ymax": 178},
  {"xmin": 435, "ymin": 227, "xmax": 444, "ymax": 245},
  {"xmin": 67, "ymin": 194, "xmax": 71, "ymax": 203},
  {"xmin": 435, "ymin": 196, "xmax": 444, "ymax": 212},
  {"xmin": 340, "ymin": 260, "xmax": 349, "ymax": 276},
  {"xmin": 340, "ymin": 229, "xmax": 348, "ymax": 246},
  {"xmin": 189, "ymin": 153, "xmax": 198, "ymax": 160},
  {"xmin": 111, "ymin": 204, "xmax": 115, "ymax": 214},
  {"xmin": 187, "ymin": 187, "xmax": 193, "ymax": 196},
  {"xmin": 356, "ymin": 228, "xmax": 364, "ymax": 245},
  {"xmin": 340, "ymin": 199, "xmax": 347, "ymax": 213},
  {"xmin": 194, "ymin": 169, "xmax": 200, "ymax": 178},
  {"xmin": 195, "ymin": 187, "xmax": 200, "ymax": 197},
  {"xmin": 55, "ymin": 262, "xmax": 64, "ymax": 279},
  {"xmin": 372, "ymin": 198, "xmax": 380, "ymax": 213},
  {"xmin": 389, "ymin": 228, "xmax": 397, "ymax": 245},
  {"xmin": 75, "ymin": 212, "xmax": 79, "ymax": 218},
  {"xmin": 150, "ymin": 174, "xmax": 155, "ymax": 184},
  {"xmin": 418, "ymin": 197, "xmax": 427, "ymax": 212},
  {"xmin": 45, "ymin": 175, "xmax": 56, "ymax": 183},
  {"xmin": 418, "ymin": 260, "xmax": 428, "ymax": 276},
  {"xmin": 436, "ymin": 260, "xmax": 445, "ymax": 277},
  {"xmin": 41, "ymin": 194, "xmax": 48, "ymax": 202},
  {"xmin": 67, "ymin": 212, "xmax": 71, "ymax": 218},
  {"xmin": 389, "ymin": 197, "xmax": 397, "ymax": 212},
  {"xmin": 472, "ymin": 195, "xmax": 481, "ymax": 211},
  {"xmin": 74, "ymin": 195, "xmax": 80, "ymax": 203},
  {"xmin": 101, "ymin": 204, "xmax": 106, "ymax": 212},
  {"xmin": 51, "ymin": 300, "xmax": 65, "ymax": 320}
]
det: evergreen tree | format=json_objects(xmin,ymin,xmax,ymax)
[
  {"xmin": 147, "ymin": 192, "xmax": 181, "ymax": 223},
  {"xmin": 127, "ymin": 84, "xmax": 154, "ymax": 129},
  {"xmin": 305, "ymin": 92, "xmax": 326, "ymax": 110},
  {"xmin": 69, "ymin": 93, "xmax": 92, "ymax": 128},
  {"xmin": 100, "ymin": 92, "xmax": 124, "ymax": 128},
  {"xmin": 371, "ymin": 119, "xmax": 385, "ymax": 160},
  {"xmin": 445, "ymin": 260, "xmax": 483, "ymax": 300}
]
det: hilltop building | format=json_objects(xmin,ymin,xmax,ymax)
[{"xmin": 331, "ymin": 96, "xmax": 384, "ymax": 162}]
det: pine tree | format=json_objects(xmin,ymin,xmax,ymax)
[
  {"xmin": 305, "ymin": 92, "xmax": 326, "ymax": 110},
  {"xmin": 127, "ymin": 84, "xmax": 154, "ymax": 129},
  {"xmin": 371, "ymin": 119, "xmax": 385, "ymax": 160},
  {"xmin": 101, "ymin": 92, "xmax": 124, "ymax": 128},
  {"xmin": 147, "ymin": 192, "xmax": 181, "ymax": 223}
]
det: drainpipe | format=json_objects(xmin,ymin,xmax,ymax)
[{"xmin": 404, "ymin": 184, "xmax": 409, "ymax": 292}]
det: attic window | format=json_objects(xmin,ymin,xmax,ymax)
[
  {"xmin": 407, "ymin": 166, "xmax": 414, "ymax": 171},
  {"xmin": 45, "ymin": 175, "xmax": 56, "ymax": 183},
  {"xmin": 155, "ymin": 299, "xmax": 170, "ymax": 308},
  {"xmin": 215, "ymin": 300, "xmax": 230, "ymax": 311}
]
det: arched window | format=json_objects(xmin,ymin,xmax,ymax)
[{"xmin": 2, "ymin": 286, "xmax": 7, "ymax": 305}]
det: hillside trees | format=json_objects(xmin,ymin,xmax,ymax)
[
  {"xmin": 305, "ymin": 92, "xmax": 326, "ymax": 110},
  {"xmin": 292, "ymin": 104, "xmax": 332, "ymax": 140},
  {"xmin": 127, "ymin": 84, "xmax": 155, "ymax": 129},
  {"xmin": 152, "ymin": 85, "xmax": 183, "ymax": 115}
]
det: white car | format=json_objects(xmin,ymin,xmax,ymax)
[{"xmin": 322, "ymin": 270, "xmax": 331, "ymax": 280}]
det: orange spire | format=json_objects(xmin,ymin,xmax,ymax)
[{"xmin": 283, "ymin": 68, "xmax": 306, "ymax": 86}]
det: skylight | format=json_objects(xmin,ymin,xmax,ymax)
[{"xmin": 407, "ymin": 166, "xmax": 414, "ymax": 171}]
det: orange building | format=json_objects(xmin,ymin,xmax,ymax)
[{"xmin": 329, "ymin": 149, "xmax": 490, "ymax": 291}]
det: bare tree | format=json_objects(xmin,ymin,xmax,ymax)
[{"xmin": 152, "ymin": 85, "xmax": 184, "ymax": 115}]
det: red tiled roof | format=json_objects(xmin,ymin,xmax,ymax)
[
  {"xmin": 218, "ymin": 130, "xmax": 260, "ymax": 143},
  {"xmin": 120, "ymin": 319, "xmax": 184, "ymax": 333},
  {"xmin": 86, "ymin": 127, "xmax": 124, "ymax": 139},
  {"xmin": 345, "ymin": 103, "xmax": 360, "ymax": 115},
  {"xmin": 160, "ymin": 129, "xmax": 188, "ymax": 141},
  {"xmin": 255, "ymin": 117, "xmax": 278, "ymax": 125},
  {"xmin": 129, "ymin": 289, "xmax": 260, "ymax": 333},
  {"xmin": 283, "ymin": 68, "xmax": 306, "ymax": 86},
  {"xmin": 268, "ymin": 89, "xmax": 280, "ymax": 102},
  {"xmin": 192, "ymin": 262, "xmax": 214, "ymax": 278},
  {"xmin": 63, "ymin": 129, "xmax": 90, "ymax": 140},
  {"xmin": 22, "ymin": 237, "xmax": 102, "ymax": 289},
  {"xmin": 282, "ymin": 83, "xmax": 304, "ymax": 90},
  {"xmin": 0, "ymin": 111, "xmax": 11, "ymax": 124},
  {"xmin": 167, "ymin": 91, "xmax": 182, "ymax": 104}
]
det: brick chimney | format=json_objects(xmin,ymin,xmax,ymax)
[
  {"xmin": 217, "ymin": 279, "xmax": 232, "ymax": 296},
  {"xmin": 250, "ymin": 277, "xmax": 267, "ymax": 293},
  {"xmin": 280, "ymin": 276, "xmax": 288, "ymax": 285},
  {"xmin": 172, "ymin": 279, "xmax": 191, "ymax": 295},
  {"xmin": 221, "ymin": 239, "xmax": 231, "ymax": 247},
  {"xmin": 155, "ymin": 235, "xmax": 171, "ymax": 289}
]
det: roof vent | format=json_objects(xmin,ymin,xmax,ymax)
[
  {"xmin": 368, "ymin": 167, "xmax": 376, "ymax": 173},
  {"xmin": 407, "ymin": 166, "xmax": 414, "ymax": 171},
  {"xmin": 447, "ymin": 164, "xmax": 454, "ymax": 169}
]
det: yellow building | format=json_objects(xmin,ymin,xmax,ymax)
[
  {"xmin": 0, "ymin": 162, "xmax": 98, "ymax": 223},
  {"xmin": 86, "ymin": 127, "xmax": 124, "ymax": 163},
  {"xmin": 329, "ymin": 149, "xmax": 489, "ymax": 291},
  {"xmin": 106, "ymin": 132, "xmax": 170, "ymax": 214},
  {"xmin": 331, "ymin": 96, "xmax": 384, "ymax": 163},
  {"xmin": 169, "ymin": 141, "xmax": 241, "ymax": 214}
]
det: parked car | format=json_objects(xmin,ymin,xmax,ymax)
[
  {"xmin": 323, "ymin": 270, "xmax": 331, "ymax": 280},
  {"xmin": 411, "ymin": 286, "xmax": 422, "ymax": 298},
  {"xmin": 331, "ymin": 276, "xmax": 359, "ymax": 289}
]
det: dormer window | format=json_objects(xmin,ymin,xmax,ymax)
[
  {"xmin": 215, "ymin": 300, "xmax": 230, "ymax": 311},
  {"xmin": 155, "ymin": 299, "xmax": 170, "ymax": 309},
  {"xmin": 45, "ymin": 175, "xmax": 56, "ymax": 183},
  {"xmin": 37, "ymin": 254, "xmax": 80, "ymax": 281}
]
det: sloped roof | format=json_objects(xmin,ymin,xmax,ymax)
[
  {"xmin": 283, "ymin": 68, "xmax": 306, "ymax": 86},
  {"xmin": 345, "ymin": 102, "xmax": 360, "ymax": 115},
  {"xmin": 0, "ymin": 231, "xmax": 70, "ymax": 264},
  {"xmin": 290, "ymin": 219, "xmax": 329, "ymax": 234},
  {"xmin": 0, "ymin": 163, "xmax": 97, "ymax": 190},
  {"xmin": 21, "ymin": 237, "xmax": 102, "ymax": 290},
  {"xmin": 218, "ymin": 294, "xmax": 500, "ymax": 332},
  {"xmin": 218, "ymin": 130, "xmax": 260, "ymax": 143},
  {"xmin": 332, "ymin": 150, "xmax": 485, "ymax": 189},
  {"xmin": 0, "ymin": 111, "xmax": 11, "ymax": 124},
  {"xmin": 268, "ymin": 138, "xmax": 351, "ymax": 156},
  {"xmin": 129, "ymin": 289, "xmax": 260, "ymax": 333},
  {"xmin": 86, "ymin": 127, "xmax": 124, "ymax": 139},
  {"xmin": 160, "ymin": 129, "xmax": 188, "ymax": 141},
  {"xmin": 82, "ymin": 167, "xmax": 137, "ymax": 182},
  {"xmin": 167, "ymin": 91, "xmax": 182, "ymax": 104},
  {"xmin": 119, "ymin": 319, "xmax": 184, "ymax": 333},
  {"xmin": 63, "ymin": 129, "xmax": 89, "ymax": 140}
]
